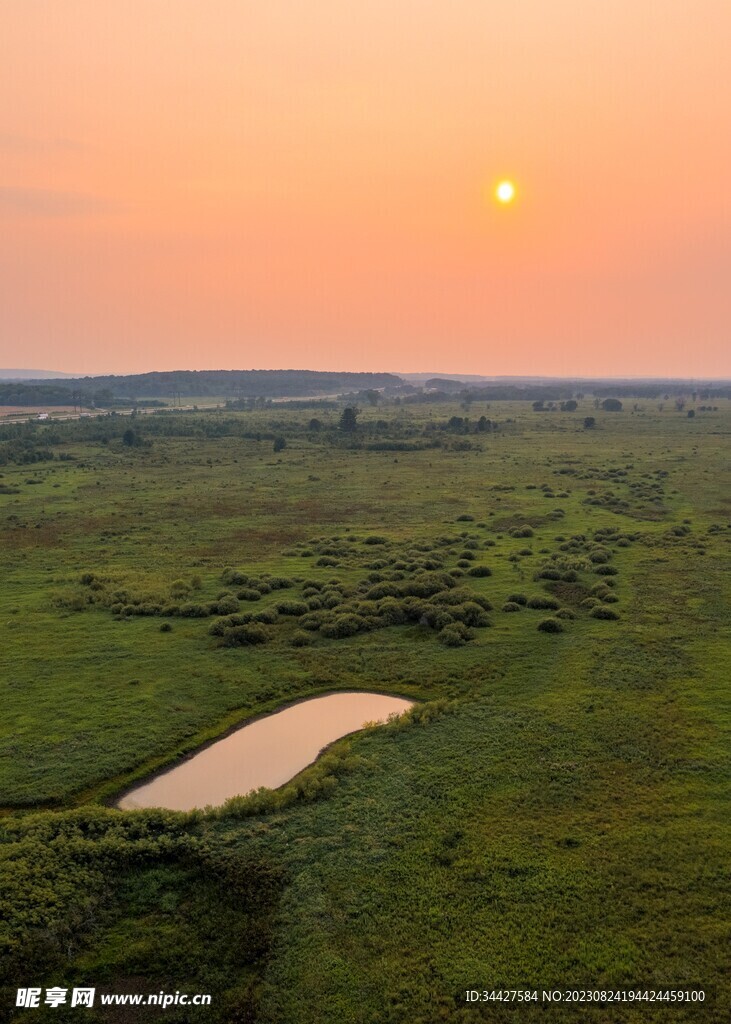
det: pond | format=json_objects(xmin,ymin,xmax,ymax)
[{"xmin": 117, "ymin": 691, "xmax": 414, "ymax": 811}]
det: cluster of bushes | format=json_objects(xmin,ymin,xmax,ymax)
[{"xmin": 207, "ymin": 573, "xmax": 494, "ymax": 649}]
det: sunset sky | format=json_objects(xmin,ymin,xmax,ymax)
[{"xmin": 1, "ymin": 1, "xmax": 729, "ymax": 377}]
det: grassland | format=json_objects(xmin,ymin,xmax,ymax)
[{"xmin": 1, "ymin": 400, "xmax": 729, "ymax": 1022}]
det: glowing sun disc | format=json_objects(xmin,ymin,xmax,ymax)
[{"xmin": 496, "ymin": 180, "xmax": 516, "ymax": 203}]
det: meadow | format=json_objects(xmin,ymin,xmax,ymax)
[{"xmin": 0, "ymin": 398, "xmax": 729, "ymax": 1022}]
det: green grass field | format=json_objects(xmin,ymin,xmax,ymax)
[{"xmin": 1, "ymin": 400, "xmax": 729, "ymax": 1022}]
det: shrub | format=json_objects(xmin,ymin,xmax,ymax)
[
  {"xmin": 252, "ymin": 608, "xmax": 279, "ymax": 624},
  {"xmin": 438, "ymin": 623, "xmax": 472, "ymax": 646},
  {"xmin": 268, "ymin": 576, "xmax": 295, "ymax": 590},
  {"xmin": 290, "ymin": 630, "xmax": 313, "ymax": 647},
  {"xmin": 179, "ymin": 603, "xmax": 211, "ymax": 618},
  {"xmin": 222, "ymin": 569, "xmax": 249, "ymax": 585},
  {"xmin": 502, "ymin": 601, "xmax": 522, "ymax": 612},
  {"xmin": 556, "ymin": 608, "xmax": 576, "ymax": 620},
  {"xmin": 237, "ymin": 588, "xmax": 262, "ymax": 602},
  {"xmin": 365, "ymin": 582, "xmax": 401, "ymax": 600},
  {"xmin": 602, "ymin": 593, "xmax": 619, "ymax": 603},
  {"xmin": 507, "ymin": 593, "xmax": 528, "ymax": 605},
  {"xmin": 220, "ymin": 623, "xmax": 270, "ymax": 646},
  {"xmin": 316, "ymin": 556, "xmax": 339, "ymax": 567},
  {"xmin": 214, "ymin": 596, "xmax": 240, "ymax": 615},
  {"xmin": 377, "ymin": 598, "xmax": 408, "ymax": 626},
  {"xmin": 159, "ymin": 622, "xmax": 172, "ymax": 632},
  {"xmin": 276, "ymin": 600, "xmax": 309, "ymax": 616},
  {"xmin": 589, "ymin": 583, "xmax": 611, "ymax": 596},
  {"xmin": 299, "ymin": 613, "xmax": 324, "ymax": 631},
  {"xmin": 455, "ymin": 514, "xmax": 474, "ymax": 521},
  {"xmin": 594, "ymin": 565, "xmax": 618, "ymax": 576},
  {"xmin": 590, "ymin": 606, "xmax": 620, "ymax": 620},
  {"xmin": 320, "ymin": 614, "xmax": 368, "ymax": 639},
  {"xmin": 467, "ymin": 565, "xmax": 492, "ymax": 577},
  {"xmin": 526, "ymin": 594, "xmax": 560, "ymax": 610},
  {"xmin": 581, "ymin": 597, "xmax": 601, "ymax": 608},
  {"xmin": 450, "ymin": 602, "xmax": 491, "ymax": 627},
  {"xmin": 363, "ymin": 535, "xmax": 388, "ymax": 545},
  {"xmin": 588, "ymin": 549, "xmax": 611, "ymax": 563},
  {"xmin": 509, "ymin": 525, "xmax": 534, "ymax": 538},
  {"xmin": 537, "ymin": 617, "xmax": 563, "ymax": 633}
]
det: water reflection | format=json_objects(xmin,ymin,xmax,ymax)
[{"xmin": 117, "ymin": 691, "xmax": 413, "ymax": 811}]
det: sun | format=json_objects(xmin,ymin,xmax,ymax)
[{"xmin": 495, "ymin": 180, "xmax": 516, "ymax": 204}]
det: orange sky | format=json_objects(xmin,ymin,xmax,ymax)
[{"xmin": 1, "ymin": 1, "xmax": 729, "ymax": 377}]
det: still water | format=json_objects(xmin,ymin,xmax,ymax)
[{"xmin": 117, "ymin": 691, "xmax": 413, "ymax": 811}]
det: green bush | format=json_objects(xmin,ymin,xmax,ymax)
[
  {"xmin": 290, "ymin": 630, "xmax": 313, "ymax": 647},
  {"xmin": 221, "ymin": 569, "xmax": 249, "ymax": 585},
  {"xmin": 507, "ymin": 592, "xmax": 528, "ymax": 605},
  {"xmin": 376, "ymin": 598, "xmax": 408, "ymax": 626},
  {"xmin": 299, "ymin": 613, "xmax": 324, "ymax": 631},
  {"xmin": 320, "ymin": 614, "xmax": 369, "ymax": 639},
  {"xmin": 268, "ymin": 576, "xmax": 295, "ymax": 589},
  {"xmin": 467, "ymin": 565, "xmax": 492, "ymax": 577},
  {"xmin": 590, "ymin": 606, "xmax": 620, "ymax": 620},
  {"xmin": 526, "ymin": 594, "xmax": 560, "ymax": 610},
  {"xmin": 438, "ymin": 623, "xmax": 472, "ymax": 646},
  {"xmin": 276, "ymin": 600, "xmax": 309, "ymax": 616},
  {"xmin": 537, "ymin": 617, "xmax": 563, "ymax": 633},
  {"xmin": 220, "ymin": 623, "xmax": 270, "ymax": 646},
  {"xmin": 450, "ymin": 602, "xmax": 491, "ymax": 627},
  {"xmin": 237, "ymin": 588, "xmax": 262, "ymax": 602},
  {"xmin": 179, "ymin": 602, "xmax": 211, "ymax": 618},
  {"xmin": 252, "ymin": 608, "xmax": 279, "ymax": 624},
  {"xmin": 502, "ymin": 601, "xmax": 522, "ymax": 612}
]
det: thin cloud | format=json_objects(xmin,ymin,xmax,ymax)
[
  {"xmin": 0, "ymin": 132, "xmax": 86, "ymax": 153},
  {"xmin": 0, "ymin": 186, "xmax": 115, "ymax": 217}
]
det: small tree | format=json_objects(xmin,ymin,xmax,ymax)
[
  {"xmin": 583, "ymin": 416, "xmax": 596, "ymax": 430},
  {"xmin": 601, "ymin": 398, "xmax": 623, "ymax": 412},
  {"xmin": 308, "ymin": 418, "xmax": 323, "ymax": 432},
  {"xmin": 273, "ymin": 436, "xmax": 287, "ymax": 452},
  {"xmin": 339, "ymin": 406, "xmax": 359, "ymax": 432}
]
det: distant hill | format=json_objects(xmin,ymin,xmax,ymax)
[
  {"xmin": 2, "ymin": 369, "xmax": 405, "ymax": 407},
  {"xmin": 0, "ymin": 369, "xmax": 77, "ymax": 380}
]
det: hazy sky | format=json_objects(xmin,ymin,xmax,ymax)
[{"xmin": 1, "ymin": 1, "xmax": 729, "ymax": 377}]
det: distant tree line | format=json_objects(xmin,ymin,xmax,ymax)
[{"xmin": 5, "ymin": 369, "xmax": 403, "ymax": 404}]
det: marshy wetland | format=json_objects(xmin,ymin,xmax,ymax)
[{"xmin": 1, "ymin": 397, "xmax": 729, "ymax": 1022}]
